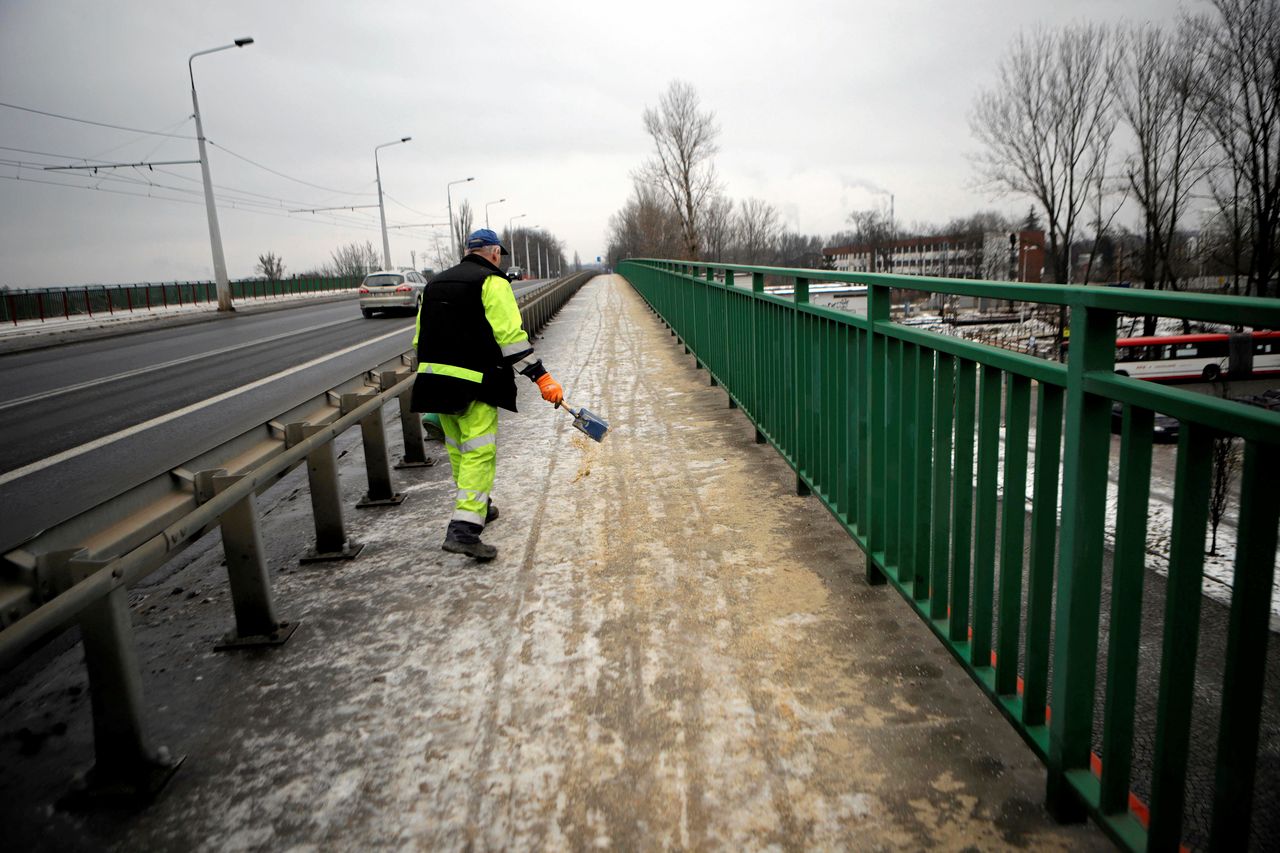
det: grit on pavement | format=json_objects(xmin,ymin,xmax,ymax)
[{"xmin": 1, "ymin": 275, "xmax": 1107, "ymax": 850}]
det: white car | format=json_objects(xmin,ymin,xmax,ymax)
[{"xmin": 358, "ymin": 270, "xmax": 428, "ymax": 318}]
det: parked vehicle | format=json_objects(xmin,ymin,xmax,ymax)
[
  {"xmin": 1110, "ymin": 402, "xmax": 1180, "ymax": 442},
  {"xmin": 358, "ymin": 270, "xmax": 428, "ymax": 318}
]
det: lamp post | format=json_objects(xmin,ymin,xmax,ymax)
[
  {"xmin": 508, "ymin": 213, "xmax": 526, "ymax": 266},
  {"xmin": 485, "ymin": 197, "xmax": 506, "ymax": 229},
  {"xmin": 189, "ymin": 36, "xmax": 254, "ymax": 312},
  {"xmin": 446, "ymin": 176, "xmax": 474, "ymax": 262},
  {"xmin": 525, "ymin": 226, "xmax": 538, "ymax": 279},
  {"xmin": 374, "ymin": 136, "xmax": 411, "ymax": 271}
]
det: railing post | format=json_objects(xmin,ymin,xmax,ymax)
[
  {"xmin": 204, "ymin": 471, "xmax": 298, "ymax": 649},
  {"xmin": 381, "ymin": 371, "xmax": 434, "ymax": 469},
  {"xmin": 343, "ymin": 393, "xmax": 406, "ymax": 508},
  {"xmin": 723, "ymin": 269, "xmax": 737, "ymax": 407},
  {"xmin": 62, "ymin": 558, "xmax": 184, "ymax": 804},
  {"xmin": 864, "ymin": 280, "xmax": 890, "ymax": 585},
  {"xmin": 285, "ymin": 423, "xmax": 364, "ymax": 563},
  {"xmin": 752, "ymin": 272, "xmax": 765, "ymax": 440},
  {"xmin": 1045, "ymin": 300, "xmax": 1115, "ymax": 821},
  {"xmin": 793, "ymin": 276, "xmax": 811, "ymax": 497}
]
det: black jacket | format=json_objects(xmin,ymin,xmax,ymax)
[{"xmin": 409, "ymin": 254, "xmax": 529, "ymax": 414}]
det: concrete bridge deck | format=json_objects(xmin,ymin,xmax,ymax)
[{"xmin": 1, "ymin": 275, "xmax": 1106, "ymax": 850}]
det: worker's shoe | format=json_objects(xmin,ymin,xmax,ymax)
[
  {"xmin": 442, "ymin": 520, "xmax": 497, "ymax": 562},
  {"xmin": 486, "ymin": 501, "xmax": 499, "ymax": 523}
]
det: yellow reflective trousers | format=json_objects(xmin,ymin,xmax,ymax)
[{"xmin": 439, "ymin": 399, "xmax": 498, "ymax": 526}]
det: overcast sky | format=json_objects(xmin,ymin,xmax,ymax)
[{"xmin": 1, "ymin": 0, "xmax": 1189, "ymax": 288}]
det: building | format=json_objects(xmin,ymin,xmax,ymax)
[{"xmin": 823, "ymin": 229, "xmax": 1045, "ymax": 283}]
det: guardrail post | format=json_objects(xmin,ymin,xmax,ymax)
[
  {"xmin": 207, "ymin": 473, "xmax": 298, "ymax": 649},
  {"xmin": 381, "ymin": 370, "xmax": 434, "ymax": 469},
  {"xmin": 343, "ymin": 393, "xmax": 405, "ymax": 508},
  {"xmin": 1045, "ymin": 301, "xmax": 1116, "ymax": 821},
  {"xmin": 284, "ymin": 423, "xmax": 364, "ymax": 564},
  {"xmin": 72, "ymin": 581, "xmax": 184, "ymax": 803}
]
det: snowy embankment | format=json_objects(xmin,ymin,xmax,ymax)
[{"xmin": 996, "ymin": 424, "xmax": 1279, "ymax": 631}]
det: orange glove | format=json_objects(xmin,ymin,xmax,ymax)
[{"xmin": 535, "ymin": 373, "xmax": 564, "ymax": 405}]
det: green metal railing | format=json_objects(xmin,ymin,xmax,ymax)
[
  {"xmin": 0, "ymin": 275, "xmax": 363, "ymax": 325},
  {"xmin": 620, "ymin": 258, "xmax": 1280, "ymax": 852}
]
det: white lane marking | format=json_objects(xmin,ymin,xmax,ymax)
[
  {"xmin": 0, "ymin": 315, "xmax": 379, "ymax": 412},
  {"xmin": 0, "ymin": 325, "xmax": 411, "ymax": 486}
]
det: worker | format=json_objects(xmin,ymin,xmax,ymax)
[{"xmin": 410, "ymin": 228, "xmax": 564, "ymax": 561}]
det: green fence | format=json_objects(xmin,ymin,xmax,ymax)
[
  {"xmin": 0, "ymin": 275, "xmax": 363, "ymax": 325},
  {"xmin": 619, "ymin": 258, "xmax": 1280, "ymax": 852}
]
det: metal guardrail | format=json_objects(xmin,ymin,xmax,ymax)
[
  {"xmin": 0, "ymin": 275, "xmax": 364, "ymax": 325},
  {"xmin": 619, "ymin": 258, "xmax": 1280, "ymax": 853},
  {"xmin": 0, "ymin": 270, "xmax": 593, "ymax": 803}
]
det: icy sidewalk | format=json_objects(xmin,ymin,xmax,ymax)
[{"xmin": 0, "ymin": 276, "xmax": 1105, "ymax": 850}]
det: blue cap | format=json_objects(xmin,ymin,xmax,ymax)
[{"xmin": 465, "ymin": 228, "xmax": 510, "ymax": 255}]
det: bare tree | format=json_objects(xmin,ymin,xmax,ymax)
[
  {"xmin": 1117, "ymin": 23, "xmax": 1212, "ymax": 314},
  {"xmin": 1079, "ymin": 137, "xmax": 1130, "ymax": 286},
  {"xmin": 452, "ymin": 200, "xmax": 475, "ymax": 260},
  {"xmin": 637, "ymin": 80, "xmax": 721, "ymax": 260},
  {"xmin": 606, "ymin": 180, "xmax": 683, "ymax": 266},
  {"xmin": 970, "ymin": 24, "xmax": 1119, "ymax": 285},
  {"xmin": 701, "ymin": 194, "xmax": 736, "ymax": 263},
  {"xmin": 1190, "ymin": 0, "xmax": 1280, "ymax": 297},
  {"xmin": 256, "ymin": 251, "xmax": 285, "ymax": 281},
  {"xmin": 1208, "ymin": 435, "xmax": 1241, "ymax": 554},
  {"xmin": 847, "ymin": 208, "xmax": 896, "ymax": 271},
  {"xmin": 775, "ymin": 232, "xmax": 826, "ymax": 269},
  {"xmin": 328, "ymin": 241, "xmax": 380, "ymax": 278},
  {"xmin": 736, "ymin": 197, "xmax": 781, "ymax": 264}
]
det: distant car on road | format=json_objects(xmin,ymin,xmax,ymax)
[
  {"xmin": 358, "ymin": 270, "xmax": 428, "ymax": 318},
  {"xmin": 1110, "ymin": 402, "xmax": 1180, "ymax": 443},
  {"xmin": 507, "ymin": 266, "xmax": 523, "ymax": 281}
]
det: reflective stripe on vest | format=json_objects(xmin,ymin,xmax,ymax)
[{"xmin": 417, "ymin": 362, "xmax": 484, "ymax": 383}]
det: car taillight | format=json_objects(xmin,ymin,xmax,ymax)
[
  {"xmin": 395, "ymin": 285, "xmax": 412, "ymax": 292},
  {"xmin": 358, "ymin": 287, "xmax": 370, "ymax": 294}
]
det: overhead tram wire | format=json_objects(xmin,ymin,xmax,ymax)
[
  {"xmin": 1, "ymin": 144, "xmax": 381, "ymax": 223},
  {"xmin": 0, "ymin": 172, "xmax": 394, "ymax": 237},
  {"xmin": 383, "ymin": 192, "xmax": 446, "ymax": 219},
  {"xmin": 2, "ymin": 99, "xmax": 376, "ymax": 199},
  {"xmin": 205, "ymin": 139, "xmax": 375, "ymax": 197},
  {"xmin": 2, "ymin": 162, "xmax": 394, "ymax": 235},
  {"xmin": 87, "ymin": 115, "xmax": 195, "ymax": 162},
  {"xmin": 0, "ymin": 101, "xmax": 196, "ymax": 139}
]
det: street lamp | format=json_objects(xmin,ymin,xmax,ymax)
[
  {"xmin": 374, "ymin": 136, "xmax": 412, "ymax": 271},
  {"xmin": 525, "ymin": 225, "xmax": 538, "ymax": 279},
  {"xmin": 189, "ymin": 36, "xmax": 254, "ymax": 312},
  {"xmin": 485, "ymin": 198, "xmax": 506, "ymax": 229},
  {"xmin": 446, "ymin": 176, "xmax": 474, "ymax": 261},
  {"xmin": 508, "ymin": 213, "xmax": 526, "ymax": 266}
]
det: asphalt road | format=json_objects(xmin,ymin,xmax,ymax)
[
  {"xmin": 0, "ymin": 300, "xmax": 414, "ymax": 553},
  {"xmin": 0, "ymin": 281, "xmax": 553, "ymax": 552}
]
